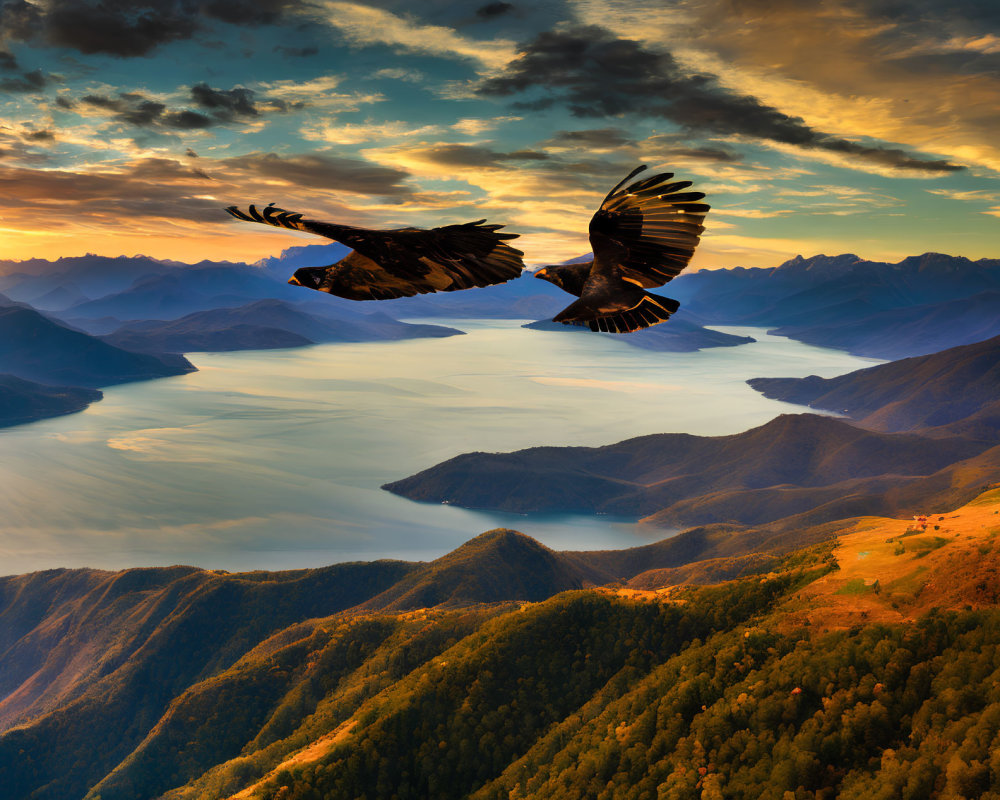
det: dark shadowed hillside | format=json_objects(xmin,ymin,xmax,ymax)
[
  {"xmin": 769, "ymin": 290, "xmax": 1000, "ymax": 360},
  {"xmin": 669, "ymin": 252, "xmax": 1000, "ymax": 357},
  {"xmin": 0, "ymin": 375, "xmax": 102, "ymax": 428},
  {"xmin": 0, "ymin": 305, "xmax": 193, "ymax": 387},
  {"xmin": 383, "ymin": 414, "xmax": 990, "ymax": 526},
  {"xmin": 0, "ymin": 559, "xmax": 418, "ymax": 799},
  {"xmin": 748, "ymin": 333, "xmax": 1000, "ymax": 437}
]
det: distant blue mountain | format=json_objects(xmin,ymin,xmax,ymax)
[
  {"xmin": 7, "ymin": 249, "xmax": 1000, "ymax": 359},
  {"xmin": 0, "ymin": 305, "xmax": 193, "ymax": 388},
  {"xmin": 103, "ymin": 300, "xmax": 462, "ymax": 353},
  {"xmin": 0, "ymin": 255, "xmax": 176, "ymax": 302}
]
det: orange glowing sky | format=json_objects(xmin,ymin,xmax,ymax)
[{"xmin": 1, "ymin": 0, "xmax": 999, "ymax": 269}]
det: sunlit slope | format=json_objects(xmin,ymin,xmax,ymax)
[
  {"xmin": 213, "ymin": 490, "xmax": 1000, "ymax": 800},
  {"xmin": 0, "ymin": 561, "xmax": 417, "ymax": 799},
  {"xmin": 3, "ymin": 489, "xmax": 1000, "ymax": 799},
  {"xmin": 779, "ymin": 487, "xmax": 1000, "ymax": 630}
]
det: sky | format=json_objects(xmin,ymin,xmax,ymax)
[{"xmin": 1, "ymin": 0, "xmax": 999, "ymax": 268}]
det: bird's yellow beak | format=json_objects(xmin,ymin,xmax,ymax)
[{"xmin": 287, "ymin": 275, "xmax": 302, "ymax": 286}]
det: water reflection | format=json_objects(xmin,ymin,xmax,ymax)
[{"xmin": 0, "ymin": 320, "xmax": 880, "ymax": 574}]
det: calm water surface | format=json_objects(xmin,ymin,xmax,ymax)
[{"xmin": 0, "ymin": 320, "xmax": 880, "ymax": 574}]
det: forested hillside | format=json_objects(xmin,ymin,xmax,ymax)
[{"xmin": 2, "ymin": 488, "xmax": 1000, "ymax": 799}]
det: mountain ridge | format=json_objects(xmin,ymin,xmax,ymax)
[
  {"xmin": 747, "ymin": 332, "xmax": 1000, "ymax": 437},
  {"xmin": 382, "ymin": 413, "xmax": 991, "ymax": 525},
  {"xmin": 5, "ymin": 488, "xmax": 1000, "ymax": 799},
  {"xmin": 0, "ymin": 305, "xmax": 193, "ymax": 388}
]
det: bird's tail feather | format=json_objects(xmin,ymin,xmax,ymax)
[{"xmin": 553, "ymin": 291, "xmax": 679, "ymax": 334}]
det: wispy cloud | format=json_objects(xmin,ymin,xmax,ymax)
[
  {"xmin": 451, "ymin": 116, "xmax": 522, "ymax": 135},
  {"xmin": 315, "ymin": 1, "xmax": 517, "ymax": 70},
  {"xmin": 926, "ymin": 188, "xmax": 1000, "ymax": 202}
]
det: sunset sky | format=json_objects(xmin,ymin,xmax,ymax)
[{"xmin": 1, "ymin": 0, "xmax": 999, "ymax": 268}]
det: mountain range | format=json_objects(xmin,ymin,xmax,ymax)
[
  {"xmin": 4, "ymin": 485, "xmax": 1000, "ymax": 799},
  {"xmin": 384, "ymin": 413, "xmax": 995, "ymax": 528},
  {"xmin": 747, "ymin": 332, "xmax": 1000, "ymax": 439},
  {"xmin": 6, "ymin": 246, "xmax": 1000, "ymax": 798},
  {"xmin": 386, "ymin": 331, "xmax": 1000, "ymax": 531},
  {"xmin": 0, "ymin": 305, "xmax": 193, "ymax": 389},
  {"xmin": 668, "ymin": 251, "xmax": 1000, "ymax": 358},
  {"xmin": 102, "ymin": 300, "xmax": 461, "ymax": 353}
]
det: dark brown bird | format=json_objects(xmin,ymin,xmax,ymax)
[
  {"xmin": 534, "ymin": 165, "xmax": 709, "ymax": 333},
  {"xmin": 225, "ymin": 203, "xmax": 525, "ymax": 300}
]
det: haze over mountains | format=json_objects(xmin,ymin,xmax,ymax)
[
  {"xmin": 0, "ymin": 247, "xmax": 460, "ymax": 428},
  {"xmin": 103, "ymin": 300, "xmax": 462, "ymax": 353},
  {"xmin": 0, "ymin": 305, "xmax": 193, "ymax": 427},
  {"xmin": 669, "ymin": 251, "xmax": 1000, "ymax": 358}
]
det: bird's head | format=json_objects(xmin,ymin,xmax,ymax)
[
  {"xmin": 288, "ymin": 266, "xmax": 328, "ymax": 292},
  {"xmin": 534, "ymin": 266, "xmax": 561, "ymax": 288}
]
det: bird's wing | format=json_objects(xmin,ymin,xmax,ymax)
[
  {"xmin": 226, "ymin": 204, "xmax": 525, "ymax": 295},
  {"xmin": 587, "ymin": 166, "xmax": 709, "ymax": 288}
]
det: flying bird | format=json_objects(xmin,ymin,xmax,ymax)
[
  {"xmin": 534, "ymin": 165, "xmax": 709, "ymax": 333},
  {"xmin": 225, "ymin": 203, "xmax": 525, "ymax": 300}
]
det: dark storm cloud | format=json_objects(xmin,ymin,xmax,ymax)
[
  {"xmin": 480, "ymin": 25, "xmax": 964, "ymax": 173},
  {"xmin": 82, "ymin": 92, "xmax": 211, "ymax": 128},
  {"xmin": 544, "ymin": 128, "xmax": 743, "ymax": 163},
  {"xmin": 191, "ymin": 83, "xmax": 259, "ymax": 118},
  {"xmin": 477, "ymin": 2, "xmax": 514, "ymax": 18},
  {"xmin": 852, "ymin": 0, "xmax": 1000, "ymax": 33},
  {"xmin": 661, "ymin": 146, "xmax": 743, "ymax": 163},
  {"xmin": 23, "ymin": 129, "xmax": 54, "ymax": 140},
  {"xmin": 0, "ymin": 49, "xmax": 17, "ymax": 69},
  {"xmin": 79, "ymin": 84, "xmax": 293, "ymax": 130},
  {"xmin": 0, "ymin": 66, "xmax": 46, "ymax": 92},
  {"xmin": 546, "ymin": 128, "xmax": 633, "ymax": 149},
  {"xmin": 222, "ymin": 152, "xmax": 415, "ymax": 196},
  {"xmin": 0, "ymin": 0, "xmax": 42, "ymax": 40},
  {"xmin": 0, "ymin": 0, "xmax": 309, "ymax": 58},
  {"xmin": 412, "ymin": 143, "xmax": 549, "ymax": 168}
]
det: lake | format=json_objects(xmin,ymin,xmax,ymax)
[{"xmin": 0, "ymin": 320, "xmax": 880, "ymax": 575}]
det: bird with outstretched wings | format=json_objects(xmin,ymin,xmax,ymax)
[
  {"xmin": 534, "ymin": 165, "xmax": 709, "ymax": 333},
  {"xmin": 225, "ymin": 203, "xmax": 525, "ymax": 300}
]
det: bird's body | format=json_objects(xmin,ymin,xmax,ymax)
[
  {"xmin": 225, "ymin": 203, "xmax": 524, "ymax": 300},
  {"xmin": 535, "ymin": 166, "xmax": 709, "ymax": 333}
]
